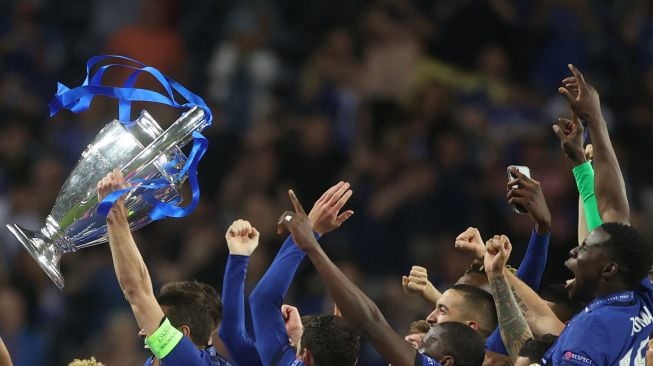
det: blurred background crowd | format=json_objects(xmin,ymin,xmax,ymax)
[{"xmin": 1, "ymin": 0, "xmax": 653, "ymax": 364}]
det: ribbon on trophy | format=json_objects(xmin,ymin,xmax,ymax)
[{"xmin": 49, "ymin": 55, "xmax": 212, "ymax": 220}]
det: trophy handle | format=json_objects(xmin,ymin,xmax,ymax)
[{"xmin": 5, "ymin": 224, "xmax": 64, "ymax": 289}]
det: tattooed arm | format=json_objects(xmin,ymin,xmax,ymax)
[
  {"xmin": 503, "ymin": 270, "xmax": 565, "ymax": 337},
  {"xmin": 484, "ymin": 235, "xmax": 534, "ymax": 362}
]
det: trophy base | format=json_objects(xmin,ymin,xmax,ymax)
[{"xmin": 6, "ymin": 224, "xmax": 65, "ymax": 289}]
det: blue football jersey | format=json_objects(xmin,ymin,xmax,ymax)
[
  {"xmin": 542, "ymin": 279, "xmax": 653, "ymax": 365},
  {"xmin": 144, "ymin": 337, "xmax": 231, "ymax": 366},
  {"xmin": 415, "ymin": 352, "xmax": 442, "ymax": 366}
]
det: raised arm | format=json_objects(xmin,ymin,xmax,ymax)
[
  {"xmin": 484, "ymin": 234, "xmax": 533, "ymax": 362},
  {"xmin": 503, "ymin": 269, "xmax": 565, "ymax": 337},
  {"xmin": 278, "ymin": 190, "xmax": 418, "ymax": 366},
  {"xmin": 552, "ymin": 107, "xmax": 603, "ymax": 241},
  {"xmin": 506, "ymin": 168, "xmax": 551, "ymax": 289},
  {"xmin": 402, "ymin": 265, "xmax": 441, "ymax": 305},
  {"xmin": 559, "ymin": 65, "xmax": 629, "ymax": 223},
  {"xmin": 219, "ymin": 219, "xmax": 262, "ymax": 366},
  {"xmin": 249, "ymin": 182, "xmax": 354, "ymax": 366},
  {"xmin": 98, "ymin": 169, "xmax": 163, "ymax": 335}
]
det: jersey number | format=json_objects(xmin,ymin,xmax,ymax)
[{"xmin": 619, "ymin": 339, "xmax": 649, "ymax": 366}]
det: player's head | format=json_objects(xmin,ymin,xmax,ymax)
[
  {"xmin": 157, "ymin": 281, "xmax": 222, "ymax": 346},
  {"xmin": 297, "ymin": 315, "xmax": 359, "ymax": 366},
  {"xmin": 405, "ymin": 320, "xmax": 431, "ymax": 349},
  {"xmin": 514, "ymin": 334, "xmax": 557, "ymax": 366},
  {"xmin": 455, "ymin": 260, "xmax": 490, "ymax": 294},
  {"xmin": 421, "ymin": 322, "xmax": 485, "ymax": 366},
  {"xmin": 565, "ymin": 223, "xmax": 653, "ymax": 302},
  {"xmin": 68, "ymin": 357, "xmax": 105, "ymax": 366},
  {"xmin": 426, "ymin": 284, "xmax": 497, "ymax": 339}
]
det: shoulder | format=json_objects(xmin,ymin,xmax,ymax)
[
  {"xmin": 201, "ymin": 346, "xmax": 232, "ymax": 366},
  {"xmin": 557, "ymin": 312, "xmax": 611, "ymax": 353},
  {"xmin": 638, "ymin": 278, "xmax": 653, "ymax": 299}
]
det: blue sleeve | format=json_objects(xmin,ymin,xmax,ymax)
[
  {"xmin": 249, "ymin": 235, "xmax": 308, "ymax": 366},
  {"xmin": 516, "ymin": 229, "xmax": 550, "ymax": 290},
  {"xmin": 415, "ymin": 353, "xmax": 443, "ymax": 366},
  {"xmin": 219, "ymin": 255, "xmax": 262, "ymax": 366},
  {"xmin": 484, "ymin": 328, "xmax": 508, "ymax": 355},
  {"xmin": 486, "ymin": 229, "xmax": 550, "ymax": 356},
  {"xmin": 160, "ymin": 336, "xmax": 207, "ymax": 365}
]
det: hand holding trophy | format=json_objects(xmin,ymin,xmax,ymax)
[{"xmin": 6, "ymin": 56, "xmax": 213, "ymax": 289}]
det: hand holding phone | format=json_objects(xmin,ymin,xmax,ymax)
[{"xmin": 507, "ymin": 165, "xmax": 531, "ymax": 214}]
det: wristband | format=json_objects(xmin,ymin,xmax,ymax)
[
  {"xmin": 572, "ymin": 162, "xmax": 595, "ymax": 201},
  {"xmin": 572, "ymin": 162, "xmax": 603, "ymax": 230},
  {"xmin": 145, "ymin": 317, "xmax": 183, "ymax": 359}
]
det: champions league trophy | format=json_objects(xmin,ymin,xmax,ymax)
[{"xmin": 5, "ymin": 56, "xmax": 212, "ymax": 289}]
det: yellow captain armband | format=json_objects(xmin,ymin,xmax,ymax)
[{"xmin": 145, "ymin": 318, "xmax": 183, "ymax": 359}]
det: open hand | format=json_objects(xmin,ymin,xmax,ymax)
[
  {"xmin": 454, "ymin": 227, "xmax": 486, "ymax": 260},
  {"xmin": 277, "ymin": 190, "xmax": 320, "ymax": 252},
  {"xmin": 308, "ymin": 181, "xmax": 354, "ymax": 235},
  {"xmin": 506, "ymin": 168, "xmax": 551, "ymax": 234},
  {"xmin": 225, "ymin": 219, "xmax": 260, "ymax": 256},
  {"xmin": 484, "ymin": 235, "xmax": 512, "ymax": 277},
  {"xmin": 552, "ymin": 111, "xmax": 586, "ymax": 165},
  {"xmin": 558, "ymin": 64, "xmax": 602, "ymax": 124}
]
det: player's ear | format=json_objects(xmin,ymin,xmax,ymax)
[
  {"xmin": 300, "ymin": 348, "xmax": 313, "ymax": 365},
  {"xmin": 466, "ymin": 320, "xmax": 479, "ymax": 332},
  {"xmin": 440, "ymin": 355, "xmax": 454, "ymax": 366},
  {"xmin": 180, "ymin": 325, "xmax": 191, "ymax": 338}
]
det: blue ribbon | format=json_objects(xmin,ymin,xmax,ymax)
[{"xmin": 50, "ymin": 55, "xmax": 213, "ymax": 220}]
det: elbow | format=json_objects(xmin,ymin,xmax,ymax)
[
  {"xmin": 351, "ymin": 302, "xmax": 386, "ymax": 335},
  {"xmin": 600, "ymin": 207, "xmax": 630, "ymax": 225},
  {"xmin": 118, "ymin": 276, "xmax": 147, "ymax": 303},
  {"xmin": 248, "ymin": 288, "xmax": 270, "ymax": 312}
]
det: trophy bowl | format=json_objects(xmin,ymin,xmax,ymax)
[{"xmin": 6, "ymin": 106, "xmax": 207, "ymax": 289}]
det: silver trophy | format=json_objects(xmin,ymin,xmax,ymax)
[{"xmin": 6, "ymin": 107, "xmax": 208, "ymax": 289}]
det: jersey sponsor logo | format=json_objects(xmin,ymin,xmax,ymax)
[
  {"xmin": 422, "ymin": 355, "xmax": 437, "ymax": 365},
  {"xmin": 563, "ymin": 351, "xmax": 593, "ymax": 365},
  {"xmin": 630, "ymin": 306, "xmax": 653, "ymax": 336}
]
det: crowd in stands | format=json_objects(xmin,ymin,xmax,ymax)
[{"xmin": 1, "ymin": 0, "xmax": 653, "ymax": 365}]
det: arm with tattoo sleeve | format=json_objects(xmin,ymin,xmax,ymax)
[{"xmin": 484, "ymin": 235, "xmax": 534, "ymax": 361}]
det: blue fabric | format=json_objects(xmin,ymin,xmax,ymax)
[
  {"xmin": 49, "ymin": 55, "xmax": 212, "ymax": 123},
  {"xmin": 219, "ymin": 255, "xmax": 262, "ymax": 366},
  {"xmin": 415, "ymin": 353, "xmax": 442, "ymax": 366},
  {"xmin": 485, "ymin": 229, "xmax": 551, "ymax": 355},
  {"xmin": 143, "ymin": 336, "xmax": 231, "ymax": 366},
  {"xmin": 249, "ymin": 235, "xmax": 307, "ymax": 366},
  {"xmin": 542, "ymin": 279, "xmax": 653, "ymax": 365}
]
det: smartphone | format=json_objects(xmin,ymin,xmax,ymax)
[{"xmin": 507, "ymin": 165, "xmax": 531, "ymax": 214}]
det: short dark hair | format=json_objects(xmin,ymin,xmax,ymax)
[
  {"xmin": 451, "ymin": 284, "xmax": 497, "ymax": 338},
  {"xmin": 157, "ymin": 281, "xmax": 222, "ymax": 346},
  {"xmin": 300, "ymin": 315, "xmax": 359, "ymax": 366},
  {"xmin": 518, "ymin": 334, "xmax": 557, "ymax": 362},
  {"xmin": 600, "ymin": 223, "xmax": 653, "ymax": 287},
  {"xmin": 434, "ymin": 322, "xmax": 485, "ymax": 366}
]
